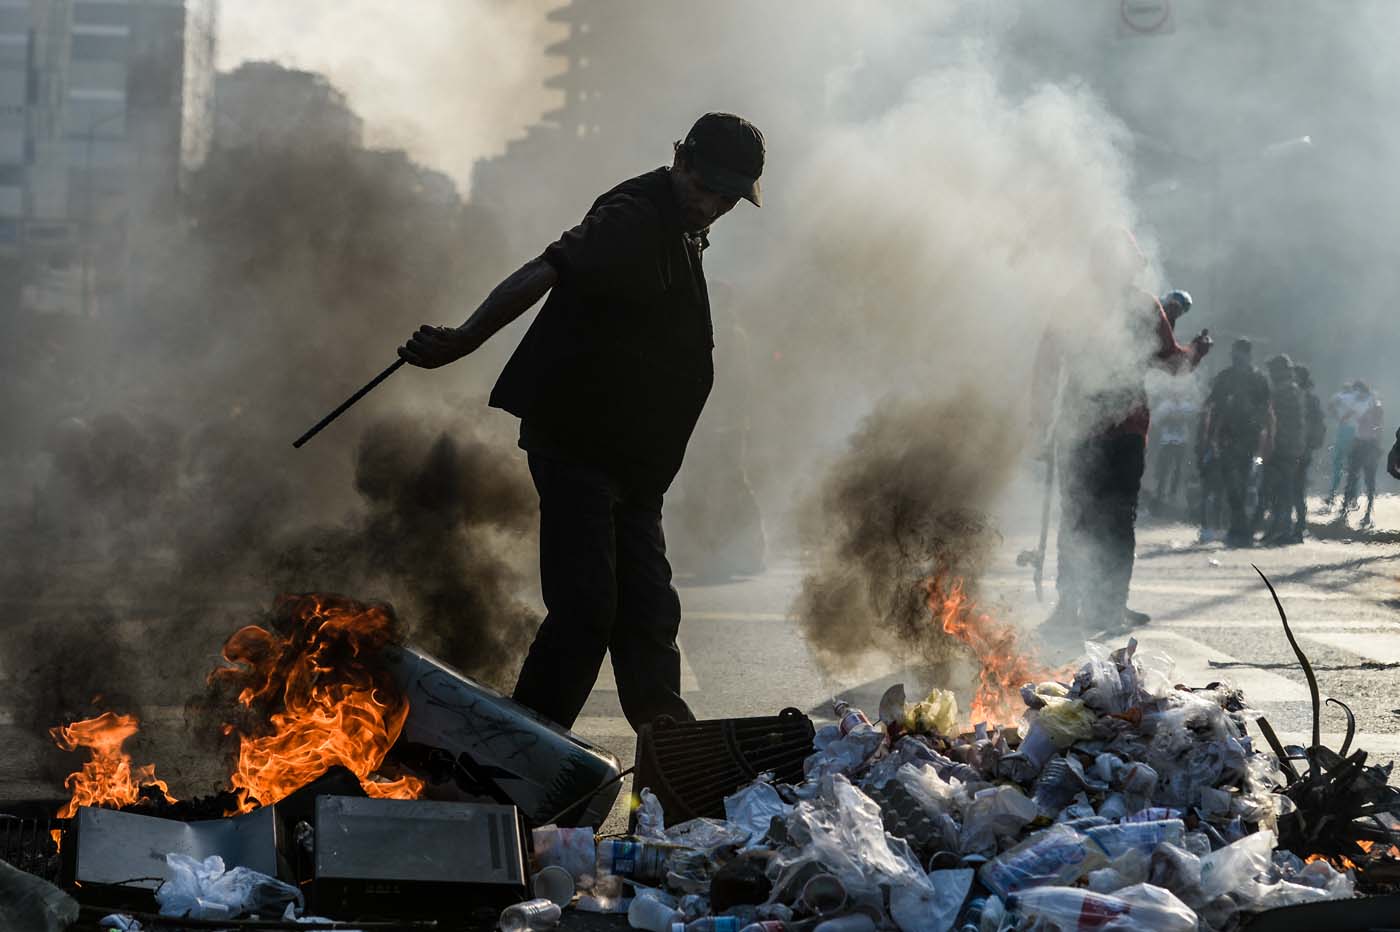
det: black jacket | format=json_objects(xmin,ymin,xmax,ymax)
[{"xmin": 490, "ymin": 168, "xmax": 714, "ymax": 493}]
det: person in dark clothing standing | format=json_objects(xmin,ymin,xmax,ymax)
[
  {"xmin": 398, "ymin": 113, "xmax": 765, "ymax": 732},
  {"xmin": 1201, "ymin": 339, "xmax": 1272, "ymax": 548},
  {"xmin": 1292, "ymin": 365, "xmax": 1325, "ymax": 543},
  {"xmin": 1032, "ymin": 250, "xmax": 1210, "ymax": 638},
  {"xmin": 1259, "ymin": 355, "xmax": 1303, "ymax": 545}
]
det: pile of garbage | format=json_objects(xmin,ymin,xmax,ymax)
[{"xmin": 525, "ymin": 638, "xmax": 1360, "ymax": 932}]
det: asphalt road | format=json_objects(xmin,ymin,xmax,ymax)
[
  {"xmin": 569, "ymin": 494, "xmax": 1400, "ymax": 832},
  {"xmin": 3, "ymin": 496, "xmax": 1398, "ymax": 841}
]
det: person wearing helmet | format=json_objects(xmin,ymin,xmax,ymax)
[
  {"xmin": 1031, "ymin": 251, "xmax": 1211, "ymax": 642},
  {"xmin": 1292, "ymin": 365, "xmax": 1326, "ymax": 543},
  {"xmin": 1161, "ymin": 289, "xmax": 1193, "ymax": 328}
]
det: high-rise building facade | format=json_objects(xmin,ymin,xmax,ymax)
[{"xmin": 0, "ymin": 0, "xmax": 216, "ymax": 312}]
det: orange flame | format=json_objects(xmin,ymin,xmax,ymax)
[
  {"xmin": 48, "ymin": 711, "xmax": 174, "ymax": 846},
  {"xmin": 213, "ymin": 594, "xmax": 424, "ymax": 814},
  {"xmin": 924, "ymin": 572, "xmax": 1046, "ymax": 726},
  {"xmin": 1306, "ymin": 851, "xmax": 1360, "ymax": 871},
  {"xmin": 51, "ymin": 593, "xmax": 423, "ymax": 829}
]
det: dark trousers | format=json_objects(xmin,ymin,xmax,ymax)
[
  {"xmin": 1259, "ymin": 453, "xmax": 1300, "ymax": 536},
  {"xmin": 1057, "ymin": 432, "xmax": 1145, "ymax": 627},
  {"xmin": 512, "ymin": 454, "xmax": 695, "ymax": 732},
  {"xmin": 1219, "ymin": 445, "xmax": 1255, "ymax": 541},
  {"xmin": 1343, "ymin": 440, "xmax": 1381, "ymax": 512},
  {"xmin": 1291, "ymin": 455, "xmax": 1312, "ymax": 535}
]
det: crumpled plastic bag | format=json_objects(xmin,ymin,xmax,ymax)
[
  {"xmin": 1236, "ymin": 854, "xmax": 1355, "ymax": 910},
  {"xmin": 785, "ymin": 775, "xmax": 938, "ymax": 928},
  {"xmin": 804, "ymin": 723, "xmax": 886, "ymax": 784},
  {"xmin": 888, "ymin": 868, "xmax": 972, "ymax": 932},
  {"xmin": 663, "ymin": 817, "xmax": 751, "ymax": 854},
  {"xmin": 903, "ymin": 688, "xmax": 959, "ymax": 736},
  {"xmin": 155, "ymin": 854, "xmax": 301, "ymax": 920},
  {"xmin": 533, "ymin": 824, "xmax": 597, "ymax": 880},
  {"xmin": 1197, "ymin": 829, "xmax": 1275, "ymax": 901},
  {"xmin": 1074, "ymin": 642, "xmax": 1133, "ymax": 714},
  {"xmin": 959, "ymin": 785, "xmax": 1037, "ymax": 856},
  {"xmin": 1030, "ymin": 696, "xmax": 1096, "ymax": 749},
  {"xmin": 635, "ymin": 789, "xmax": 667, "ymax": 841},
  {"xmin": 725, "ymin": 777, "xmax": 793, "ymax": 845}
]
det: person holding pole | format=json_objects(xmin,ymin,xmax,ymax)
[{"xmin": 395, "ymin": 113, "xmax": 764, "ymax": 732}]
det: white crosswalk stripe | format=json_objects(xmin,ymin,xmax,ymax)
[
  {"xmin": 1121, "ymin": 629, "xmax": 1314, "ymax": 700},
  {"xmin": 1299, "ymin": 631, "xmax": 1400, "ymax": 665}
]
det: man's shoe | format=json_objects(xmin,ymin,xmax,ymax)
[{"xmin": 1123, "ymin": 607, "xmax": 1151, "ymax": 627}]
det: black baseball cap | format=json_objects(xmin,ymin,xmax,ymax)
[{"xmin": 681, "ymin": 112, "xmax": 765, "ymax": 207}]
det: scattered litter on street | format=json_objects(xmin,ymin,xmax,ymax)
[{"xmin": 508, "ymin": 631, "xmax": 1399, "ymax": 932}]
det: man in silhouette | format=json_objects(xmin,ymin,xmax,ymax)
[{"xmin": 399, "ymin": 113, "xmax": 765, "ymax": 732}]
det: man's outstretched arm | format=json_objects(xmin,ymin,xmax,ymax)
[{"xmin": 398, "ymin": 255, "xmax": 558, "ymax": 369}]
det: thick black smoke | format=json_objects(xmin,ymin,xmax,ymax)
[
  {"xmin": 795, "ymin": 390, "xmax": 1022, "ymax": 672},
  {"xmin": 1, "ymin": 64, "xmax": 537, "ymax": 758}
]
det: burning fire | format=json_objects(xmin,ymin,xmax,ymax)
[
  {"xmin": 214, "ymin": 594, "xmax": 423, "ymax": 813},
  {"xmin": 51, "ymin": 593, "xmax": 422, "ymax": 826},
  {"xmin": 49, "ymin": 711, "xmax": 174, "ymax": 845},
  {"xmin": 1306, "ymin": 851, "xmax": 1361, "ymax": 872},
  {"xmin": 924, "ymin": 571, "xmax": 1046, "ymax": 726}
]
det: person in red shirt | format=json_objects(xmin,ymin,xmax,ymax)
[{"xmin": 1032, "ymin": 235, "xmax": 1211, "ymax": 640}]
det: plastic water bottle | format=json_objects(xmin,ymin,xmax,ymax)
[
  {"xmin": 1084, "ymin": 819, "xmax": 1185, "ymax": 858},
  {"xmin": 812, "ymin": 914, "xmax": 876, "ymax": 932},
  {"xmin": 671, "ymin": 917, "xmax": 742, "ymax": 932},
  {"xmin": 832, "ymin": 699, "xmax": 872, "ymax": 735},
  {"xmin": 739, "ymin": 922, "xmax": 787, "ymax": 932},
  {"xmin": 499, "ymin": 898, "xmax": 563, "ymax": 932},
  {"xmin": 598, "ymin": 838, "xmax": 669, "ymax": 882}
]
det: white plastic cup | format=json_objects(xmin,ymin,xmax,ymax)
[
  {"xmin": 531, "ymin": 865, "xmax": 575, "ymax": 907},
  {"xmin": 499, "ymin": 898, "xmax": 562, "ymax": 932},
  {"xmin": 628, "ymin": 893, "xmax": 681, "ymax": 932}
]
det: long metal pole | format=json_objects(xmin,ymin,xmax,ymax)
[{"xmin": 292, "ymin": 359, "xmax": 404, "ymax": 448}]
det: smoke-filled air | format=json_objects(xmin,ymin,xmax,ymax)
[{"xmin": 5, "ymin": 0, "xmax": 1400, "ymax": 800}]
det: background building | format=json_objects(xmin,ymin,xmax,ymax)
[{"xmin": 0, "ymin": 0, "xmax": 216, "ymax": 316}]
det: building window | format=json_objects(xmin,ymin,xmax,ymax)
[
  {"xmin": 74, "ymin": 4, "xmax": 132, "ymax": 28},
  {"xmin": 72, "ymin": 28, "xmax": 129, "ymax": 62}
]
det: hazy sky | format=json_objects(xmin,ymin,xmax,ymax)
[{"xmin": 217, "ymin": 0, "xmax": 564, "ymax": 192}]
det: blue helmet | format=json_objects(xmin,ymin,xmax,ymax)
[{"xmin": 1161, "ymin": 289, "xmax": 1193, "ymax": 313}]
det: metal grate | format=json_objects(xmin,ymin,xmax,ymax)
[
  {"xmin": 632, "ymin": 708, "xmax": 814, "ymax": 829},
  {"xmin": 0, "ymin": 814, "xmax": 65, "ymax": 884}
]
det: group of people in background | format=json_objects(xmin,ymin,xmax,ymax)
[{"xmin": 1148, "ymin": 338, "xmax": 1389, "ymax": 547}]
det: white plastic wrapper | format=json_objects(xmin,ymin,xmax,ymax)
[
  {"xmin": 155, "ymin": 854, "xmax": 302, "ymax": 920},
  {"xmin": 888, "ymin": 868, "xmax": 972, "ymax": 932},
  {"xmin": 1197, "ymin": 828, "xmax": 1277, "ymax": 901},
  {"xmin": 532, "ymin": 824, "xmax": 597, "ymax": 881},
  {"xmin": 635, "ymin": 789, "xmax": 668, "ymax": 841},
  {"xmin": 724, "ymin": 778, "xmax": 793, "ymax": 845}
]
